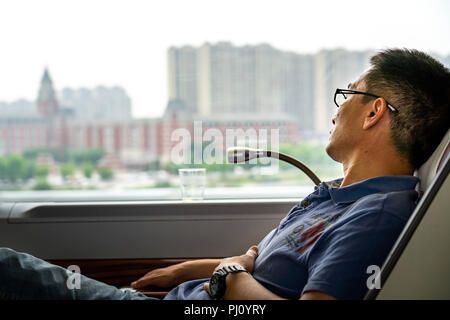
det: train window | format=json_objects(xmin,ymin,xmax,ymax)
[{"xmin": 0, "ymin": 0, "xmax": 449, "ymax": 203}]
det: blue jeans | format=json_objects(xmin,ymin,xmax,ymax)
[{"xmin": 0, "ymin": 248, "xmax": 156, "ymax": 300}]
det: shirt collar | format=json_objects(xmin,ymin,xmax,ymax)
[{"xmin": 322, "ymin": 175, "xmax": 420, "ymax": 205}]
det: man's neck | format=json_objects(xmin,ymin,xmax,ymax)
[{"xmin": 340, "ymin": 153, "xmax": 414, "ymax": 188}]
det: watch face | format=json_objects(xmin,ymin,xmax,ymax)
[{"xmin": 209, "ymin": 273, "xmax": 225, "ymax": 299}]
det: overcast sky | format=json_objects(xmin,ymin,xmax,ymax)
[{"xmin": 0, "ymin": 0, "xmax": 449, "ymax": 118}]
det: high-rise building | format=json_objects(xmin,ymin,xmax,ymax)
[
  {"xmin": 284, "ymin": 52, "xmax": 315, "ymax": 137},
  {"xmin": 196, "ymin": 42, "xmax": 288, "ymax": 115},
  {"xmin": 167, "ymin": 46, "xmax": 198, "ymax": 114},
  {"xmin": 169, "ymin": 42, "xmax": 313, "ymax": 137},
  {"xmin": 314, "ymin": 49, "xmax": 374, "ymax": 137},
  {"xmin": 168, "ymin": 44, "xmax": 386, "ymax": 139}
]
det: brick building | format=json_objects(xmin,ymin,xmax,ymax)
[{"xmin": 0, "ymin": 70, "xmax": 299, "ymax": 169}]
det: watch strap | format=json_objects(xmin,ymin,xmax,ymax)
[
  {"xmin": 220, "ymin": 264, "xmax": 247, "ymax": 275},
  {"xmin": 209, "ymin": 264, "xmax": 248, "ymax": 299}
]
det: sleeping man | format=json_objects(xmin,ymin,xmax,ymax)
[{"xmin": 1, "ymin": 48, "xmax": 449, "ymax": 300}]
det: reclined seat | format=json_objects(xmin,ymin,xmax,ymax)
[{"xmin": 365, "ymin": 129, "xmax": 450, "ymax": 299}]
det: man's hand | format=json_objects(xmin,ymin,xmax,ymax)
[
  {"xmin": 131, "ymin": 263, "xmax": 186, "ymax": 289},
  {"xmin": 203, "ymin": 245, "xmax": 259, "ymax": 295}
]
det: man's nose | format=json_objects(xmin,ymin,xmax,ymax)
[{"xmin": 332, "ymin": 111, "xmax": 339, "ymax": 125}]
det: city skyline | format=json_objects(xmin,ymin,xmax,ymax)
[
  {"xmin": 167, "ymin": 43, "xmax": 376, "ymax": 138},
  {"xmin": 1, "ymin": 0, "xmax": 449, "ymax": 118},
  {"xmin": 2, "ymin": 44, "xmax": 449, "ymax": 132},
  {"xmin": 0, "ymin": 64, "xmax": 301, "ymax": 164},
  {"xmin": 0, "ymin": 73, "xmax": 133, "ymax": 122}
]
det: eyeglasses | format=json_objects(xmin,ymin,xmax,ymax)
[{"xmin": 334, "ymin": 88, "xmax": 399, "ymax": 114}]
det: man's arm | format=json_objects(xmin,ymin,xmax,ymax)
[
  {"xmin": 300, "ymin": 291, "xmax": 337, "ymax": 300},
  {"xmin": 178, "ymin": 259, "xmax": 222, "ymax": 282},
  {"xmin": 218, "ymin": 273, "xmax": 336, "ymax": 300},
  {"xmin": 131, "ymin": 259, "xmax": 221, "ymax": 289},
  {"xmin": 203, "ymin": 246, "xmax": 337, "ymax": 300}
]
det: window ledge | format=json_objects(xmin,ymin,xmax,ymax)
[{"xmin": 0, "ymin": 185, "xmax": 314, "ymax": 202}]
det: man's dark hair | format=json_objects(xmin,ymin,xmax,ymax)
[{"xmin": 363, "ymin": 48, "xmax": 450, "ymax": 169}]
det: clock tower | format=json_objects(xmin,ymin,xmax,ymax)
[{"xmin": 36, "ymin": 68, "xmax": 59, "ymax": 116}]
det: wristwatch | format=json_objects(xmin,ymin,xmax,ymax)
[{"xmin": 209, "ymin": 264, "xmax": 248, "ymax": 299}]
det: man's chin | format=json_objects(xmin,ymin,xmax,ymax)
[
  {"xmin": 325, "ymin": 141, "xmax": 332, "ymax": 156},
  {"xmin": 325, "ymin": 140, "xmax": 339, "ymax": 163}
]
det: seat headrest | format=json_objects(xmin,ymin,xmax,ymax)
[{"xmin": 415, "ymin": 129, "xmax": 450, "ymax": 193}]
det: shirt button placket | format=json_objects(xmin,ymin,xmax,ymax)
[{"xmin": 280, "ymin": 199, "xmax": 312, "ymax": 230}]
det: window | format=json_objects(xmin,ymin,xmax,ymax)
[{"xmin": 0, "ymin": 0, "xmax": 449, "ymax": 203}]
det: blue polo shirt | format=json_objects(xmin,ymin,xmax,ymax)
[{"xmin": 164, "ymin": 175, "xmax": 419, "ymax": 300}]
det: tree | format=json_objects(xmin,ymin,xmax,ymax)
[
  {"xmin": 85, "ymin": 149, "xmax": 105, "ymax": 164},
  {"xmin": 60, "ymin": 163, "xmax": 76, "ymax": 180},
  {"xmin": 23, "ymin": 148, "xmax": 50, "ymax": 160},
  {"xmin": 163, "ymin": 161, "xmax": 182, "ymax": 174},
  {"xmin": 154, "ymin": 181, "xmax": 172, "ymax": 188},
  {"xmin": 33, "ymin": 178, "xmax": 52, "ymax": 190},
  {"xmin": 82, "ymin": 163, "xmax": 94, "ymax": 179},
  {"xmin": 35, "ymin": 165, "xmax": 50, "ymax": 179},
  {"xmin": 146, "ymin": 160, "xmax": 161, "ymax": 172},
  {"xmin": 51, "ymin": 148, "xmax": 71, "ymax": 163},
  {"xmin": 278, "ymin": 142, "xmax": 338, "ymax": 170},
  {"xmin": 33, "ymin": 165, "xmax": 52, "ymax": 191},
  {"xmin": 73, "ymin": 149, "xmax": 105, "ymax": 165},
  {"xmin": 5, "ymin": 154, "xmax": 26, "ymax": 183},
  {"xmin": 98, "ymin": 166, "xmax": 113, "ymax": 181},
  {"xmin": 23, "ymin": 160, "xmax": 37, "ymax": 181},
  {"xmin": 0, "ymin": 157, "xmax": 6, "ymax": 181}
]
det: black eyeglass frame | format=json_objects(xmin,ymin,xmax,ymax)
[{"xmin": 334, "ymin": 88, "xmax": 399, "ymax": 114}]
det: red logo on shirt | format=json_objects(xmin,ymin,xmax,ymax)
[
  {"xmin": 297, "ymin": 221, "xmax": 326, "ymax": 254},
  {"xmin": 285, "ymin": 213, "xmax": 342, "ymax": 253}
]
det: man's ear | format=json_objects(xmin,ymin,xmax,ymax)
[{"xmin": 363, "ymin": 98, "xmax": 388, "ymax": 130}]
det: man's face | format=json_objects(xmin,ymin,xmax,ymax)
[{"xmin": 326, "ymin": 74, "xmax": 369, "ymax": 163}]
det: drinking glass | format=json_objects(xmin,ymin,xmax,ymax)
[{"xmin": 178, "ymin": 168, "xmax": 206, "ymax": 202}]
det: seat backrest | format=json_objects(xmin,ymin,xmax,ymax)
[
  {"xmin": 365, "ymin": 129, "xmax": 450, "ymax": 299},
  {"xmin": 415, "ymin": 129, "xmax": 450, "ymax": 194}
]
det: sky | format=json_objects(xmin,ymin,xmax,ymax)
[{"xmin": 0, "ymin": 0, "xmax": 449, "ymax": 118}]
